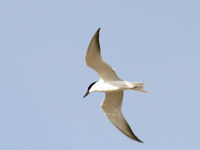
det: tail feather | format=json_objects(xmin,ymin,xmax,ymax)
[{"xmin": 131, "ymin": 82, "xmax": 148, "ymax": 93}]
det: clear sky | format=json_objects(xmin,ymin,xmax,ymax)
[{"xmin": 0, "ymin": 0, "xmax": 200, "ymax": 149}]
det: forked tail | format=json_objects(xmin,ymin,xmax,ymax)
[{"xmin": 131, "ymin": 82, "xmax": 148, "ymax": 93}]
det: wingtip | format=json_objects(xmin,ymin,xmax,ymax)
[
  {"xmin": 96, "ymin": 27, "xmax": 101, "ymax": 33},
  {"xmin": 131, "ymin": 136, "xmax": 144, "ymax": 143},
  {"xmin": 93, "ymin": 28, "xmax": 101, "ymax": 37},
  {"xmin": 137, "ymin": 139, "xmax": 144, "ymax": 143}
]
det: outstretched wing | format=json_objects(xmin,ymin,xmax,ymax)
[
  {"xmin": 101, "ymin": 91, "xmax": 143, "ymax": 143},
  {"xmin": 85, "ymin": 28, "xmax": 121, "ymax": 81}
]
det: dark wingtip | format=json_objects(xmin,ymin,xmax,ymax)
[
  {"xmin": 128, "ymin": 131, "xmax": 143, "ymax": 143},
  {"xmin": 138, "ymin": 139, "xmax": 144, "ymax": 143},
  {"xmin": 92, "ymin": 28, "xmax": 100, "ymax": 41},
  {"xmin": 134, "ymin": 137, "xmax": 144, "ymax": 143},
  {"xmin": 96, "ymin": 27, "xmax": 101, "ymax": 34}
]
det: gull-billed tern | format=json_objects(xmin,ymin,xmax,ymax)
[{"xmin": 83, "ymin": 28, "xmax": 147, "ymax": 143}]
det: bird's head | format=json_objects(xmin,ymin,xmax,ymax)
[{"xmin": 83, "ymin": 81, "xmax": 97, "ymax": 98}]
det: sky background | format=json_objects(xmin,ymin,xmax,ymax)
[{"xmin": 0, "ymin": 0, "xmax": 200, "ymax": 149}]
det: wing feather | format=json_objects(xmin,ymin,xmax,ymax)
[
  {"xmin": 101, "ymin": 91, "xmax": 143, "ymax": 143},
  {"xmin": 85, "ymin": 28, "xmax": 121, "ymax": 81}
]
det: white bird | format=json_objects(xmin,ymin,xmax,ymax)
[{"xmin": 83, "ymin": 28, "xmax": 147, "ymax": 143}]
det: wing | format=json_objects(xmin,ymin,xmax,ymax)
[
  {"xmin": 85, "ymin": 28, "xmax": 121, "ymax": 81},
  {"xmin": 101, "ymin": 91, "xmax": 143, "ymax": 143}
]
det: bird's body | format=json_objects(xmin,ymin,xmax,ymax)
[
  {"xmin": 84, "ymin": 28, "xmax": 147, "ymax": 143},
  {"xmin": 90, "ymin": 80, "xmax": 144, "ymax": 92}
]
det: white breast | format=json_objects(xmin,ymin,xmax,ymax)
[{"xmin": 90, "ymin": 80, "xmax": 134, "ymax": 92}]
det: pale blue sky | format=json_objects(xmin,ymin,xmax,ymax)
[{"xmin": 0, "ymin": 0, "xmax": 200, "ymax": 149}]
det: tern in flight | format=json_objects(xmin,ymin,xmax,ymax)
[{"xmin": 83, "ymin": 28, "xmax": 147, "ymax": 143}]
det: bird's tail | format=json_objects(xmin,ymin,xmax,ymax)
[{"xmin": 131, "ymin": 82, "xmax": 148, "ymax": 93}]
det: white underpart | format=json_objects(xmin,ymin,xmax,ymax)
[{"xmin": 90, "ymin": 80, "xmax": 135, "ymax": 92}]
